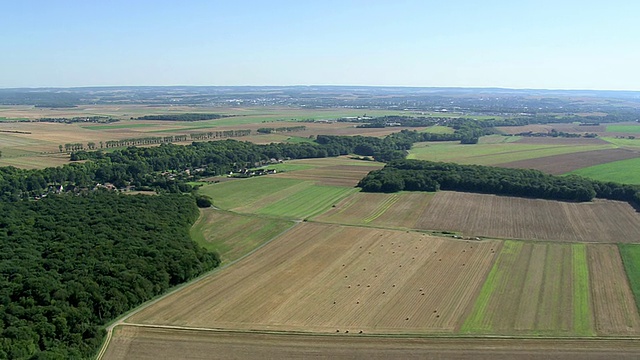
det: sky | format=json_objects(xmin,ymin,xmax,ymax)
[{"xmin": 2, "ymin": 0, "xmax": 640, "ymax": 90}]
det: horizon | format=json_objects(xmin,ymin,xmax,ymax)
[{"xmin": 3, "ymin": 1, "xmax": 640, "ymax": 91}]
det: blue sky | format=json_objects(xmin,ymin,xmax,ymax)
[{"xmin": 2, "ymin": 0, "xmax": 639, "ymax": 90}]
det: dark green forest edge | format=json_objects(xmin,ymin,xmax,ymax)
[
  {"xmin": 0, "ymin": 193, "xmax": 219, "ymax": 359},
  {"xmin": 357, "ymin": 159, "xmax": 640, "ymax": 205}
]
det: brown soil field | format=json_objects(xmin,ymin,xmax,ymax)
[
  {"xmin": 415, "ymin": 191, "xmax": 640, "ymax": 243},
  {"xmin": 587, "ymin": 245, "xmax": 640, "ymax": 335},
  {"xmin": 129, "ymin": 223, "xmax": 499, "ymax": 334},
  {"xmin": 497, "ymin": 148, "xmax": 640, "ymax": 174},
  {"xmin": 103, "ymin": 326, "xmax": 640, "ymax": 360},
  {"xmin": 315, "ymin": 192, "xmax": 433, "ymax": 228},
  {"xmin": 274, "ymin": 164, "xmax": 383, "ymax": 187}
]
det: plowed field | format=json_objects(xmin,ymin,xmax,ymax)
[
  {"xmin": 103, "ymin": 326, "xmax": 640, "ymax": 360},
  {"xmin": 130, "ymin": 223, "xmax": 499, "ymax": 334},
  {"xmin": 498, "ymin": 148, "xmax": 640, "ymax": 174},
  {"xmin": 415, "ymin": 192, "xmax": 640, "ymax": 243}
]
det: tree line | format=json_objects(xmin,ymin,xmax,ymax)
[
  {"xmin": 358, "ymin": 159, "xmax": 640, "ymax": 206},
  {"xmin": 256, "ymin": 126, "xmax": 306, "ymax": 134},
  {"xmin": 0, "ymin": 192, "xmax": 220, "ymax": 358},
  {"xmin": 135, "ymin": 113, "xmax": 227, "ymax": 121}
]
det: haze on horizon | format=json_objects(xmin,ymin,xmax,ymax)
[{"xmin": 3, "ymin": 0, "xmax": 639, "ymax": 91}]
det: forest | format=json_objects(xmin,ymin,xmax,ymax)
[
  {"xmin": 135, "ymin": 113, "xmax": 227, "ymax": 121},
  {"xmin": 358, "ymin": 159, "xmax": 640, "ymax": 205},
  {"xmin": 0, "ymin": 192, "xmax": 220, "ymax": 359}
]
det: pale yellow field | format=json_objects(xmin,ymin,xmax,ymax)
[{"xmin": 129, "ymin": 223, "xmax": 499, "ymax": 334}]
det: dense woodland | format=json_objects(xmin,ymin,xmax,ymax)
[
  {"xmin": 135, "ymin": 113, "xmax": 226, "ymax": 121},
  {"xmin": 0, "ymin": 192, "xmax": 220, "ymax": 359},
  {"xmin": 358, "ymin": 159, "xmax": 640, "ymax": 205}
]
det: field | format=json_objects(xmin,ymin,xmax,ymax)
[
  {"xmin": 607, "ymin": 125, "xmax": 640, "ymax": 134},
  {"xmin": 619, "ymin": 244, "xmax": 640, "ymax": 312},
  {"xmin": 588, "ymin": 245, "xmax": 640, "ymax": 335},
  {"xmin": 103, "ymin": 326, "xmax": 640, "ymax": 360},
  {"xmin": 190, "ymin": 209, "xmax": 293, "ymax": 263},
  {"xmin": 406, "ymin": 141, "xmax": 613, "ymax": 166},
  {"xmin": 129, "ymin": 223, "xmax": 499, "ymax": 334},
  {"xmin": 570, "ymin": 157, "xmax": 640, "ymax": 184},
  {"xmin": 498, "ymin": 148, "xmax": 640, "ymax": 175},
  {"xmin": 413, "ymin": 191, "xmax": 640, "ymax": 243},
  {"xmin": 315, "ymin": 192, "xmax": 433, "ymax": 229},
  {"xmin": 461, "ymin": 241, "xmax": 592, "ymax": 336}
]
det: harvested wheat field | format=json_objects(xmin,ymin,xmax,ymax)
[
  {"xmin": 462, "ymin": 241, "xmax": 593, "ymax": 336},
  {"xmin": 315, "ymin": 191, "xmax": 433, "ymax": 228},
  {"xmin": 129, "ymin": 222, "xmax": 499, "ymax": 334},
  {"xmin": 415, "ymin": 191, "xmax": 640, "ymax": 243},
  {"xmin": 498, "ymin": 148, "xmax": 640, "ymax": 174},
  {"xmin": 587, "ymin": 245, "xmax": 640, "ymax": 335},
  {"xmin": 103, "ymin": 326, "xmax": 640, "ymax": 360},
  {"xmin": 274, "ymin": 164, "xmax": 383, "ymax": 187}
]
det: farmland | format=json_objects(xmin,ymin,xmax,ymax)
[
  {"xmin": 129, "ymin": 223, "xmax": 499, "ymax": 334},
  {"xmin": 190, "ymin": 209, "xmax": 293, "ymax": 263},
  {"xmin": 103, "ymin": 326, "xmax": 640, "ymax": 360},
  {"xmin": 607, "ymin": 125, "xmax": 640, "ymax": 134},
  {"xmin": 413, "ymin": 191, "xmax": 640, "ymax": 243},
  {"xmin": 570, "ymin": 157, "xmax": 640, "ymax": 184},
  {"xmin": 461, "ymin": 241, "xmax": 592, "ymax": 335},
  {"xmin": 499, "ymin": 148, "xmax": 640, "ymax": 175},
  {"xmin": 406, "ymin": 140, "xmax": 614, "ymax": 166}
]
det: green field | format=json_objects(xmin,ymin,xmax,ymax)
[
  {"xmin": 601, "ymin": 137, "xmax": 640, "ymax": 148},
  {"xmin": 82, "ymin": 123, "xmax": 158, "ymax": 130},
  {"xmin": 407, "ymin": 141, "xmax": 612, "ymax": 165},
  {"xmin": 256, "ymin": 185, "xmax": 357, "ymax": 219},
  {"xmin": 420, "ymin": 125, "xmax": 455, "ymax": 134},
  {"xmin": 198, "ymin": 177, "xmax": 305, "ymax": 210},
  {"xmin": 619, "ymin": 244, "xmax": 640, "ymax": 313},
  {"xmin": 607, "ymin": 125, "xmax": 640, "ymax": 134},
  {"xmin": 570, "ymin": 157, "xmax": 640, "ymax": 184},
  {"xmin": 190, "ymin": 209, "xmax": 293, "ymax": 263}
]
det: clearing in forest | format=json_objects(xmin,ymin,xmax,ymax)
[{"xmin": 129, "ymin": 223, "xmax": 499, "ymax": 334}]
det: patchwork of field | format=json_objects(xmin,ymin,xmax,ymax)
[
  {"xmin": 129, "ymin": 223, "xmax": 499, "ymax": 334},
  {"xmin": 414, "ymin": 192, "xmax": 640, "ymax": 243},
  {"xmin": 498, "ymin": 148, "xmax": 640, "ymax": 175},
  {"xmin": 407, "ymin": 141, "xmax": 613, "ymax": 166},
  {"xmin": 190, "ymin": 209, "xmax": 293, "ymax": 263},
  {"xmin": 103, "ymin": 326, "xmax": 640, "ymax": 360},
  {"xmin": 571, "ymin": 157, "xmax": 640, "ymax": 184}
]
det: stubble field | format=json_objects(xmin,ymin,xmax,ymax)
[{"xmin": 129, "ymin": 222, "xmax": 500, "ymax": 334}]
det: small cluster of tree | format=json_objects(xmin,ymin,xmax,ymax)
[
  {"xmin": 63, "ymin": 143, "xmax": 84, "ymax": 152},
  {"xmin": 256, "ymin": 126, "xmax": 306, "ymax": 134},
  {"xmin": 135, "ymin": 113, "xmax": 226, "ymax": 121},
  {"xmin": 37, "ymin": 116, "xmax": 117, "ymax": 124},
  {"xmin": 0, "ymin": 191, "xmax": 220, "ymax": 358},
  {"xmin": 358, "ymin": 159, "xmax": 640, "ymax": 206}
]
